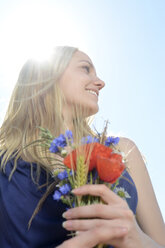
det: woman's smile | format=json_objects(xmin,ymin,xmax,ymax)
[{"xmin": 58, "ymin": 50, "xmax": 105, "ymax": 121}]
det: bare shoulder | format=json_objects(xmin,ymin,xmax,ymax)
[
  {"xmin": 116, "ymin": 136, "xmax": 134, "ymax": 146},
  {"xmin": 115, "ymin": 136, "xmax": 150, "ymax": 187},
  {"xmin": 116, "ymin": 136, "xmax": 138, "ymax": 152},
  {"xmin": 115, "ymin": 136, "xmax": 146, "ymax": 170}
]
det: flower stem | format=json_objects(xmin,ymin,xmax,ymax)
[
  {"xmin": 97, "ymin": 244, "xmax": 104, "ymax": 248},
  {"xmin": 77, "ymin": 195, "xmax": 82, "ymax": 206}
]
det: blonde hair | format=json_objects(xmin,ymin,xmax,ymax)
[{"xmin": 0, "ymin": 46, "xmax": 93, "ymax": 179}]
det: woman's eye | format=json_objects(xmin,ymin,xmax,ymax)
[{"xmin": 82, "ymin": 66, "xmax": 90, "ymax": 73}]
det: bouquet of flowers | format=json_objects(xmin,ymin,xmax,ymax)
[{"xmin": 31, "ymin": 122, "xmax": 131, "ymax": 248}]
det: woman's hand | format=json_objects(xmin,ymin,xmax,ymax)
[{"xmin": 56, "ymin": 184, "xmax": 144, "ymax": 248}]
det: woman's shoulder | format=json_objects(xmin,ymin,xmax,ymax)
[
  {"xmin": 116, "ymin": 136, "xmax": 136, "ymax": 152},
  {"xmin": 116, "ymin": 136, "xmax": 144, "ymax": 161},
  {"xmin": 116, "ymin": 136, "xmax": 148, "ymax": 177}
]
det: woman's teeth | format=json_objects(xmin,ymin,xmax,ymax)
[{"xmin": 86, "ymin": 90, "xmax": 97, "ymax": 97}]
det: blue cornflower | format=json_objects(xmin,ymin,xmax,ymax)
[
  {"xmin": 59, "ymin": 183, "xmax": 71, "ymax": 195},
  {"xmin": 55, "ymin": 134, "xmax": 67, "ymax": 147},
  {"xmin": 81, "ymin": 135, "xmax": 99, "ymax": 144},
  {"xmin": 49, "ymin": 140, "xmax": 59, "ymax": 153},
  {"xmin": 65, "ymin": 130, "xmax": 73, "ymax": 142},
  {"xmin": 57, "ymin": 170, "xmax": 68, "ymax": 180},
  {"xmin": 93, "ymin": 137, "xmax": 99, "ymax": 142},
  {"xmin": 49, "ymin": 134, "xmax": 67, "ymax": 153},
  {"xmin": 53, "ymin": 190, "xmax": 62, "ymax": 201},
  {"xmin": 105, "ymin": 136, "xmax": 120, "ymax": 146}
]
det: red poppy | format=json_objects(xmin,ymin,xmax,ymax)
[
  {"xmin": 89, "ymin": 143, "xmax": 113, "ymax": 170},
  {"xmin": 63, "ymin": 149, "xmax": 77, "ymax": 170},
  {"xmin": 96, "ymin": 154, "xmax": 125, "ymax": 183},
  {"xmin": 63, "ymin": 144, "xmax": 93, "ymax": 170},
  {"xmin": 63, "ymin": 143, "xmax": 113, "ymax": 171}
]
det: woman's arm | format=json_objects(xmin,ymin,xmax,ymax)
[{"xmin": 117, "ymin": 137, "xmax": 165, "ymax": 246}]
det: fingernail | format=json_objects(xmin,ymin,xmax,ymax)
[
  {"xmin": 62, "ymin": 211, "xmax": 71, "ymax": 219},
  {"xmin": 62, "ymin": 221, "xmax": 67, "ymax": 228},
  {"xmin": 62, "ymin": 221, "xmax": 72, "ymax": 228},
  {"xmin": 62, "ymin": 212, "xmax": 67, "ymax": 218},
  {"xmin": 71, "ymin": 188, "xmax": 80, "ymax": 193}
]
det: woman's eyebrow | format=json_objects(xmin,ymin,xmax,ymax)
[
  {"xmin": 78, "ymin": 60, "xmax": 94, "ymax": 67},
  {"xmin": 78, "ymin": 60, "xmax": 96, "ymax": 71}
]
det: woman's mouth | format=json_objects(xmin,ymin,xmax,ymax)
[{"xmin": 86, "ymin": 89, "xmax": 98, "ymax": 97}]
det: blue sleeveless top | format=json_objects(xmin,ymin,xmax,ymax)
[{"xmin": 0, "ymin": 157, "xmax": 138, "ymax": 248}]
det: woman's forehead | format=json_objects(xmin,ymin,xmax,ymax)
[{"xmin": 72, "ymin": 50, "xmax": 93, "ymax": 64}]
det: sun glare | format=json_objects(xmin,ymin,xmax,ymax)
[
  {"xmin": 0, "ymin": 2, "xmax": 88, "ymax": 85},
  {"xmin": 0, "ymin": 1, "xmax": 89, "ymax": 124}
]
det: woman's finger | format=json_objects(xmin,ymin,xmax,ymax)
[
  {"xmin": 56, "ymin": 225, "xmax": 127, "ymax": 248},
  {"xmin": 62, "ymin": 218, "xmax": 127, "ymax": 231},
  {"xmin": 63, "ymin": 204, "xmax": 130, "ymax": 220},
  {"xmin": 72, "ymin": 184, "xmax": 128, "ymax": 206}
]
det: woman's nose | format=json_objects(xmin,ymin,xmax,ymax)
[{"xmin": 94, "ymin": 77, "xmax": 105, "ymax": 90}]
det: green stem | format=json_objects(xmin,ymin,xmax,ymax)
[
  {"xmin": 97, "ymin": 244, "xmax": 104, "ymax": 248},
  {"xmin": 77, "ymin": 195, "xmax": 82, "ymax": 206}
]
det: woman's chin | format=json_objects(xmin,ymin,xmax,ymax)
[
  {"xmin": 70, "ymin": 102, "xmax": 99, "ymax": 117},
  {"xmin": 85, "ymin": 104, "xmax": 99, "ymax": 117}
]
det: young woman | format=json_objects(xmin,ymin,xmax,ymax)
[{"xmin": 0, "ymin": 46, "xmax": 164, "ymax": 248}]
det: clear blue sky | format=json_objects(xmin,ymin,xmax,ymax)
[{"xmin": 0, "ymin": 0, "xmax": 164, "ymax": 219}]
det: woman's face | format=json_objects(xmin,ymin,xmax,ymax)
[{"xmin": 58, "ymin": 50, "xmax": 105, "ymax": 121}]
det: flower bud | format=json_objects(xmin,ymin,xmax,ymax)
[{"xmin": 61, "ymin": 149, "xmax": 67, "ymax": 157}]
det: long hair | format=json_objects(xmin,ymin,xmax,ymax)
[{"xmin": 0, "ymin": 46, "xmax": 93, "ymax": 179}]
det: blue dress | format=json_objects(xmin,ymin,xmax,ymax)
[{"xmin": 0, "ymin": 157, "xmax": 138, "ymax": 248}]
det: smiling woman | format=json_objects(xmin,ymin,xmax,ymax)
[
  {"xmin": 0, "ymin": 46, "xmax": 164, "ymax": 248},
  {"xmin": 58, "ymin": 51, "xmax": 105, "ymax": 125}
]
